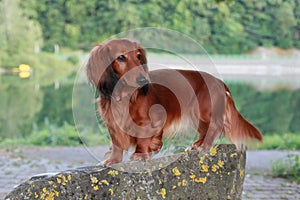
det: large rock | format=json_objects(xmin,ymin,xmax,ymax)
[{"xmin": 5, "ymin": 144, "xmax": 246, "ymax": 200}]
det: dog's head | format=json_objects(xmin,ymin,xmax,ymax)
[{"xmin": 86, "ymin": 39, "xmax": 149, "ymax": 101}]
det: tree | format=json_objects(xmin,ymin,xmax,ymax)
[
  {"xmin": 30, "ymin": 0, "xmax": 300, "ymax": 53},
  {"xmin": 0, "ymin": 0, "xmax": 42, "ymax": 57},
  {"xmin": 274, "ymin": 1, "xmax": 296, "ymax": 48},
  {"xmin": 210, "ymin": 2, "xmax": 246, "ymax": 54}
]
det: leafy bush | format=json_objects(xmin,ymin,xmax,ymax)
[
  {"xmin": 272, "ymin": 154, "xmax": 300, "ymax": 183},
  {"xmin": 67, "ymin": 55, "xmax": 80, "ymax": 65},
  {"xmin": 28, "ymin": 123, "xmax": 82, "ymax": 146}
]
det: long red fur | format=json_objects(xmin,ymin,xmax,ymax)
[{"xmin": 86, "ymin": 39, "xmax": 263, "ymax": 166}]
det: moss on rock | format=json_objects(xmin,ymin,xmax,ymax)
[{"xmin": 5, "ymin": 144, "xmax": 246, "ymax": 200}]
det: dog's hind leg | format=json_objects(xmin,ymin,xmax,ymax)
[
  {"xmin": 198, "ymin": 120, "xmax": 222, "ymax": 150},
  {"xmin": 190, "ymin": 120, "xmax": 209, "ymax": 150}
]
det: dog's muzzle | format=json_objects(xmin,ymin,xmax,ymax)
[{"xmin": 136, "ymin": 76, "xmax": 149, "ymax": 86}]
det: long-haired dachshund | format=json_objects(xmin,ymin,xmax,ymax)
[{"xmin": 86, "ymin": 39, "xmax": 262, "ymax": 166}]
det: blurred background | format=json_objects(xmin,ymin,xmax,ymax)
[
  {"xmin": 0, "ymin": 0, "xmax": 299, "ymax": 149},
  {"xmin": 0, "ymin": 0, "xmax": 300, "ymax": 197}
]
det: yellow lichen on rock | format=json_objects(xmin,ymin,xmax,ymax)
[
  {"xmin": 190, "ymin": 173, "xmax": 196, "ymax": 179},
  {"xmin": 212, "ymin": 164, "xmax": 218, "ymax": 172},
  {"xmin": 201, "ymin": 164, "xmax": 209, "ymax": 172},
  {"xmin": 109, "ymin": 188, "xmax": 114, "ymax": 195},
  {"xmin": 158, "ymin": 179, "xmax": 163, "ymax": 185},
  {"xmin": 182, "ymin": 179, "xmax": 187, "ymax": 186},
  {"xmin": 93, "ymin": 185, "xmax": 99, "ymax": 191},
  {"xmin": 56, "ymin": 178, "xmax": 61, "ymax": 184},
  {"xmin": 240, "ymin": 170, "xmax": 244, "ymax": 178},
  {"xmin": 119, "ymin": 167, "xmax": 125, "ymax": 171},
  {"xmin": 67, "ymin": 174, "xmax": 72, "ymax": 181},
  {"xmin": 172, "ymin": 167, "xmax": 181, "ymax": 176},
  {"xmin": 218, "ymin": 160, "xmax": 224, "ymax": 168},
  {"xmin": 159, "ymin": 188, "xmax": 167, "ymax": 199},
  {"xmin": 199, "ymin": 157, "xmax": 205, "ymax": 165},
  {"xmin": 57, "ymin": 174, "xmax": 68, "ymax": 186},
  {"xmin": 101, "ymin": 179, "xmax": 109, "ymax": 185},
  {"xmin": 230, "ymin": 153, "xmax": 237, "ymax": 158},
  {"xmin": 39, "ymin": 187, "xmax": 59, "ymax": 200},
  {"xmin": 194, "ymin": 177, "xmax": 207, "ymax": 184},
  {"xmin": 90, "ymin": 175, "xmax": 99, "ymax": 184},
  {"xmin": 107, "ymin": 170, "xmax": 119, "ymax": 176},
  {"xmin": 209, "ymin": 146, "xmax": 217, "ymax": 156}
]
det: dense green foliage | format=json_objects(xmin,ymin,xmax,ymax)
[{"xmin": 17, "ymin": 0, "xmax": 300, "ymax": 53}]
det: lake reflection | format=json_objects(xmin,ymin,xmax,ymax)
[{"xmin": 0, "ymin": 64, "xmax": 74, "ymax": 139}]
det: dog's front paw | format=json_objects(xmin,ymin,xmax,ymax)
[
  {"xmin": 185, "ymin": 146, "xmax": 195, "ymax": 151},
  {"xmin": 130, "ymin": 152, "xmax": 151, "ymax": 161},
  {"xmin": 185, "ymin": 145, "xmax": 207, "ymax": 152},
  {"xmin": 101, "ymin": 157, "xmax": 122, "ymax": 167}
]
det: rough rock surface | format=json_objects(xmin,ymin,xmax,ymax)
[{"xmin": 5, "ymin": 144, "xmax": 246, "ymax": 200}]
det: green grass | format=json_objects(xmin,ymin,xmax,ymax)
[
  {"xmin": 1, "ymin": 124, "xmax": 300, "ymax": 151},
  {"xmin": 255, "ymin": 133, "xmax": 300, "ymax": 150},
  {"xmin": 272, "ymin": 154, "xmax": 300, "ymax": 183},
  {"xmin": 0, "ymin": 123, "xmax": 110, "ymax": 148}
]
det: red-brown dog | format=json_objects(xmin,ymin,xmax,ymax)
[{"xmin": 86, "ymin": 39, "xmax": 262, "ymax": 166}]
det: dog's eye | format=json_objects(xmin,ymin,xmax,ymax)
[
  {"xmin": 117, "ymin": 55, "xmax": 126, "ymax": 62},
  {"xmin": 137, "ymin": 53, "xmax": 142, "ymax": 60}
]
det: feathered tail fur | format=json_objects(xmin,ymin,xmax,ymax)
[{"xmin": 224, "ymin": 91, "xmax": 263, "ymax": 148}]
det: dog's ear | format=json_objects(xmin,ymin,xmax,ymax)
[
  {"xmin": 86, "ymin": 44, "xmax": 111, "ymax": 88},
  {"xmin": 99, "ymin": 65, "xmax": 119, "ymax": 99}
]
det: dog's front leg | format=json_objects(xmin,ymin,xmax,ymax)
[
  {"xmin": 102, "ymin": 144, "xmax": 123, "ymax": 167},
  {"xmin": 130, "ymin": 137, "xmax": 152, "ymax": 161}
]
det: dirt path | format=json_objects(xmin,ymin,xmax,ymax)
[{"xmin": 1, "ymin": 147, "xmax": 300, "ymax": 199}]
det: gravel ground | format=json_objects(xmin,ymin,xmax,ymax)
[{"xmin": 1, "ymin": 147, "xmax": 300, "ymax": 199}]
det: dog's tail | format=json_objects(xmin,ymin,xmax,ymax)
[{"xmin": 224, "ymin": 90, "xmax": 263, "ymax": 147}]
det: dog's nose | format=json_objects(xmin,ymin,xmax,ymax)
[{"xmin": 136, "ymin": 76, "xmax": 149, "ymax": 86}]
